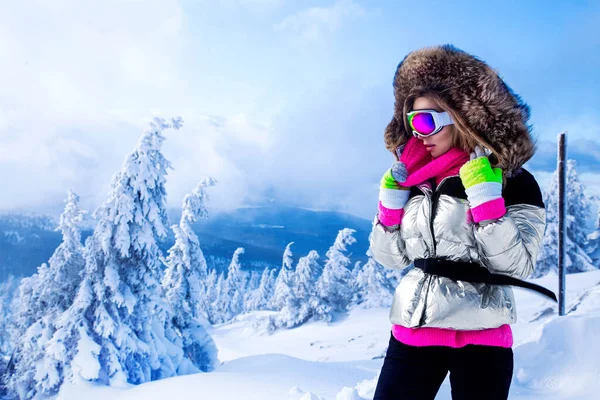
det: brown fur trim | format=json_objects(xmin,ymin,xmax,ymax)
[{"xmin": 385, "ymin": 44, "xmax": 536, "ymax": 176}]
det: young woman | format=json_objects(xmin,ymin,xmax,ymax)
[{"xmin": 370, "ymin": 45, "xmax": 548, "ymax": 400}]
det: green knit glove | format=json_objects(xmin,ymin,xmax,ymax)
[
  {"xmin": 459, "ymin": 146, "xmax": 506, "ymax": 223},
  {"xmin": 459, "ymin": 157, "xmax": 503, "ymax": 189}
]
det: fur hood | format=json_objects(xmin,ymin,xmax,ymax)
[{"xmin": 384, "ymin": 44, "xmax": 536, "ymax": 176}]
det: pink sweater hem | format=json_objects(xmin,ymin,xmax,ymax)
[{"xmin": 391, "ymin": 324, "xmax": 513, "ymax": 348}]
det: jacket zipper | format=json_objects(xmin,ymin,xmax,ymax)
[
  {"xmin": 416, "ymin": 174, "xmax": 457, "ymax": 327},
  {"xmin": 417, "ymin": 175, "xmax": 457, "ymax": 257}
]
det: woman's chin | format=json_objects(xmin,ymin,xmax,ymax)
[{"xmin": 431, "ymin": 147, "xmax": 452, "ymax": 158}]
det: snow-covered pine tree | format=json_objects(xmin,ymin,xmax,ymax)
[
  {"xmin": 249, "ymin": 265, "xmax": 285, "ymax": 334},
  {"xmin": 161, "ymin": 178, "xmax": 219, "ymax": 374},
  {"xmin": 203, "ymin": 268, "xmax": 218, "ymax": 322},
  {"xmin": 267, "ymin": 267, "xmax": 278, "ymax": 302},
  {"xmin": 586, "ymin": 205, "xmax": 600, "ymax": 268},
  {"xmin": 0, "ymin": 275, "xmax": 18, "ymax": 356},
  {"xmin": 536, "ymin": 159, "xmax": 596, "ymax": 277},
  {"xmin": 39, "ymin": 118, "xmax": 188, "ymax": 394},
  {"xmin": 220, "ymin": 247, "xmax": 246, "ymax": 322},
  {"xmin": 277, "ymin": 250, "xmax": 324, "ymax": 327},
  {"xmin": 245, "ymin": 267, "xmax": 275, "ymax": 312},
  {"xmin": 269, "ymin": 242, "xmax": 295, "ymax": 310},
  {"xmin": 351, "ymin": 261, "xmax": 362, "ymax": 280},
  {"xmin": 7, "ymin": 190, "xmax": 86, "ymax": 399},
  {"xmin": 242, "ymin": 270, "xmax": 261, "ymax": 313},
  {"xmin": 246, "ymin": 270, "xmax": 261, "ymax": 292},
  {"xmin": 0, "ymin": 274, "xmax": 16, "ymax": 396},
  {"xmin": 315, "ymin": 228, "xmax": 356, "ymax": 317},
  {"xmin": 295, "ymin": 250, "xmax": 321, "ymax": 297},
  {"xmin": 210, "ymin": 271, "xmax": 227, "ymax": 324},
  {"xmin": 162, "ymin": 179, "xmax": 215, "ymax": 317},
  {"xmin": 353, "ymin": 251, "xmax": 395, "ymax": 308}
]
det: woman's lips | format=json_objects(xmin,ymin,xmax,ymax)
[{"xmin": 425, "ymin": 144, "xmax": 435, "ymax": 150}]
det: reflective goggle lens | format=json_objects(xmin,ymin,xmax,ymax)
[{"xmin": 410, "ymin": 112, "xmax": 436, "ymax": 135}]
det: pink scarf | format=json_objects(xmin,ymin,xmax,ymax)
[{"xmin": 399, "ymin": 137, "xmax": 470, "ymax": 186}]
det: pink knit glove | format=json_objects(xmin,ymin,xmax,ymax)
[
  {"xmin": 377, "ymin": 138, "xmax": 431, "ymax": 227},
  {"xmin": 398, "ymin": 136, "xmax": 432, "ymax": 176}
]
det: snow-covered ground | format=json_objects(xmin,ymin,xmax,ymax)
[{"xmin": 57, "ymin": 270, "xmax": 600, "ymax": 400}]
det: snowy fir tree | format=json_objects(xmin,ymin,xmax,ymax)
[
  {"xmin": 353, "ymin": 251, "xmax": 395, "ymax": 308},
  {"xmin": 246, "ymin": 270, "xmax": 261, "ymax": 292},
  {"xmin": 161, "ymin": 178, "xmax": 219, "ymax": 374},
  {"xmin": 216, "ymin": 247, "xmax": 246, "ymax": 322},
  {"xmin": 7, "ymin": 190, "xmax": 86, "ymax": 398},
  {"xmin": 242, "ymin": 270, "xmax": 262, "ymax": 313},
  {"xmin": 27, "ymin": 117, "xmax": 196, "ymax": 396},
  {"xmin": 315, "ymin": 228, "xmax": 357, "ymax": 316},
  {"xmin": 267, "ymin": 268, "xmax": 278, "ymax": 302},
  {"xmin": 245, "ymin": 267, "xmax": 276, "ymax": 312},
  {"xmin": 536, "ymin": 159, "xmax": 596, "ymax": 277},
  {"xmin": 210, "ymin": 271, "xmax": 227, "ymax": 324},
  {"xmin": 294, "ymin": 250, "xmax": 321, "ymax": 298},
  {"xmin": 269, "ymin": 242, "xmax": 295, "ymax": 310},
  {"xmin": 586, "ymin": 206, "xmax": 600, "ymax": 268},
  {"xmin": 161, "ymin": 178, "xmax": 216, "ymax": 316},
  {"xmin": 0, "ymin": 275, "xmax": 19, "ymax": 357},
  {"xmin": 351, "ymin": 261, "xmax": 362, "ymax": 280},
  {"xmin": 203, "ymin": 268, "xmax": 218, "ymax": 323},
  {"xmin": 0, "ymin": 272, "xmax": 14, "ymax": 397},
  {"xmin": 275, "ymin": 250, "xmax": 326, "ymax": 328}
]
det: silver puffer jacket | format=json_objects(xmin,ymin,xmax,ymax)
[{"xmin": 369, "ymin": 169, "xmax": 546, "ymax": 330}]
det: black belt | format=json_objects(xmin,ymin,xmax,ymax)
[{"xmin": 413, "ymin": 258, "xmax": 557, "ymax": 302}]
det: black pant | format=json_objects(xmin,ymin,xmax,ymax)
[{"xmin": 373, "ymin": 332, "xmax": 513, "ymax": 400}]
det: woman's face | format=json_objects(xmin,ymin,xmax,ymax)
[{"xmin": 411, "ymin": 97, "xmax": 455, "ymax": 158}]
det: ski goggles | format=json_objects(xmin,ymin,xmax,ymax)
[{"xmin": 407, "ymin": 109, "xmax": 454, "ymax": 138}]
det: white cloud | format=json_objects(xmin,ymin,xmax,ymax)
[
  {"xmin": 11, "ymin": 2, "xmax": 185, "ymax": 110},
  {"xmin": 274, "ymin": 0, "xmax": 365, "ymax": 43},
  {"xmin": 211, "ymin": 0, "xmax": 284, "ymax": 10},
  {"xmin": 0, "ymin": 1, "xmax": 386, "ymax": 220},
  {"xmin": 237, "ymin": 0, "xmax": 284, "ymax": 8},
  {"xmin": 534, "ymin": 106, "xmax": 600, "ymax": 143},
  {"xmin": 0, "ymin": 0, "xmax": 191, "ymax": 211},
  {"xmin": 10, "ymin": 0, "xmax": 596, "ymax": 224},
  {"xmin": 161, "ymin": 113, "xmax": 276, "ymax": 213}
]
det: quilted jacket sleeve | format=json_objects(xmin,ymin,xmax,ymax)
[
  {"xmin": 369, "ymin": 215, "xmax": 412, "ymax": 271},
  {"xmin": 473, "ymin": 169, "xmax": 547, "ymax": 279}
]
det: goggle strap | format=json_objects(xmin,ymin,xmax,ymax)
[{"xmin": 435, "ymin": 111, "xmax": 453, "ymax": 127}]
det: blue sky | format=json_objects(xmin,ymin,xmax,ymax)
[{"xmin": 1, "ymin": 0, "xmax": 599, "ymax": 219}]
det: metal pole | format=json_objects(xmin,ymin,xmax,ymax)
[{"xmin": 558, "ymin": 131, "xmax": 567, "ymax": 316}]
